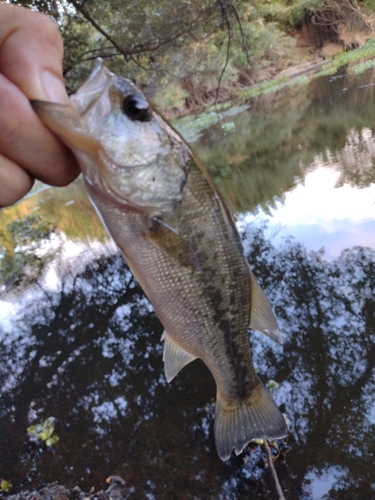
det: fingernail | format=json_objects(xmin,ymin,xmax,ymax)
[{"xmin": 40, "ymin": 70, "xmax": 70, "ymax": 103}]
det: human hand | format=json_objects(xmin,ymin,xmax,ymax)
[{"xmin": 0, "ymin": 4, "xmax": 79, "ymax": 208}]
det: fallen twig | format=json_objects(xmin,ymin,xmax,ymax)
[{"xmin": 263, "ymin": 438, "xmax": 286, "ymax": 500}]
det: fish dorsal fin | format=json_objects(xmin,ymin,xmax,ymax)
[
  {"xmin": 249, "ymin": 270, "xmax": 283, "ymax": 345},
  {"xmin": 161, "ymin": 330, "xmax": 197, "ymax": 382},
  {"xmin": 146, "ymin": 217, "xmax": 196, "ymax": 269}
]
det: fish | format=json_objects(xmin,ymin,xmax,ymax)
[{"xmin": 31, "ymin": 59, "xmax": 288, "ymax": 461}]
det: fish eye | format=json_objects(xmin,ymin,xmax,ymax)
[{"xmin": 122, "ymin": 95, "xmax": 151, "ymax": 122}]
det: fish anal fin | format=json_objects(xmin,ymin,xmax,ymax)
[
  {"xmin": 214, "ymin": 380, "xmax": 288, "ymax": 461},
  {"xmin": 161, "ymin": 330, "xmax": 197, "ymax": 383},
  {"xmin": 146, "ymin": 218, "xmax": 196, "ymax": 269},
  {"xmin": 249, "ymin": 270, "xmax": 283, "ymax": 345}
]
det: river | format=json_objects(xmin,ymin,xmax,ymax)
[{"xmin": 1, "ymin": 66, "xmax": 375, "ymax": 499}]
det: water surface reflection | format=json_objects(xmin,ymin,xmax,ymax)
[
  {"xmin": 1, "ymin": 67, "xmax": 375, "ymax": 499},
  {"xmin": 1, "ymin": 226, "xmax": 375, "ymax": 498}
]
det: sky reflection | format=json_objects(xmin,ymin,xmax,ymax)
[
  {"xmin": 246, "ymin": 163, "xmax": 375, "ymax": 259},
  {"xmin": 302, "ymin": 465, "xmax": 349, "ymax": 499}
]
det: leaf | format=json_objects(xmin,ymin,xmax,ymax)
[
  {"xmin": 27, "ymin": 417, "xmax": 57, "ymax": 444},
  {"xmin": 1, "ymin": 479, "xmax": 12, "ymax": 492},
  {"xmin": 37, "ymin": 430, "xmax": 50, "ymax": 441},
  {"xmin": 252, "ymin": 438, "xmax": 264, "ymax": 445},
  {"xmin": 46, "ymin": 435, "xmax": 60, "ymax": 447},
  {"xmin": 267, "ymin": 380, "xmax": 280, "ymax": 391},
  {"xmin": 27, "ymin": 425, "xmax": 37, "ymax": 435}
]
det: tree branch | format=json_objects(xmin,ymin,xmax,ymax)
[
  {"xmin": 215, "ymin": 0, "xmax": 232, "ymax": 103},
  {"xmin": 68, "ymin": 0, "xmax": 129, "ymax": 61},
  {"xmin": 231, "ymin": 3, "xmax": 255, "ymax": 65},
  {"xmin": 67, "ymin": 0, "xmax": 207, "ymax": 62}
]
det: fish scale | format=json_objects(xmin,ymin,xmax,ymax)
[{"xmin": 31, "ymin": 58, "xmax": 288, "ymax": 461}]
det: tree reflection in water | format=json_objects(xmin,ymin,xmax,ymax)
[{"xmin": 1, "ymin": 222, "xmax": 374, "ymax": 499}]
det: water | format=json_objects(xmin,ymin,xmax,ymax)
[{"xmin": 1, "ymin": 68, "xmax": 375, "ymax": 499}]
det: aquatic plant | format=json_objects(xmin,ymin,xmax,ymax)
[
  {"xmin": 27, "ymin": 417, "xmax": 60, "ymax": 447},
  {"xmin": 0, "ymin": 479, "xmax": 12, "ymax": 493}
]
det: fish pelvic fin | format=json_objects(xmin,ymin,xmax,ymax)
[
  {"xmin": 161, "ymin": 330, "xmax": 197, "ymax": 383},
  {"xmin": 214, "ymin": 379, "xmax": 288, "ymax": 461},
  {"xmin": 249, "ymin": 270, "xmax": 283, "ymax": 345}
]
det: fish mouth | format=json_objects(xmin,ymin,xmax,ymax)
[
  {"xmin": 79, "ymin": 58, "xmax": 106, "ymax": 90},
  {"xmin": 71, "ymin": 58, "xmax": 114, "ymax": 117},
  {"xmin": 30, "ymin": 99, "xmax": 102, "ymax": 158},
  {"xmin": 30, "ymin": 59, "xmax": 113, "ymax": 152}
]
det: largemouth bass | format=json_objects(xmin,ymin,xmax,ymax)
[{"xmin": 31, "ymin": 59, "xmax": 287, "ymax": 461}]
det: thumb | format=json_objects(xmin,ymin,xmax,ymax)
[{"xmin": 0, "ymin": 4, "xmax": 70, "ymax": 103}]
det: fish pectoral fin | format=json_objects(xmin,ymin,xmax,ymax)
[
  {"xmin": 249, "ymin": 270, "xmax": 283, "ymax": 345},
  {"xmin": 145, "ymin": 218, "xmax": 196, "ymax": 269},
  {"xmin": 214, "ymin": 379, "xmax": 288, "ymax": 461},
  {"xmin": 161, "ymin": 330, "xmax": 197, "ymax": 383}
]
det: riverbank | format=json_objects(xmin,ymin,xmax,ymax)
[
  {"xmin": 3, "ymin": 476, "xmax": 129, "ymax": 500},
  {"xmin": 159, "ymin": 10, "xmax": 375, "ymax": 118}
]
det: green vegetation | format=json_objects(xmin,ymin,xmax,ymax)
[
  {"xmin": 0, "ymin": 214, "xmax": 56, "ymax": 293},
  {"xmin": 0, "ymin": 479, "xmax": 12, "ymax": 493},
  {"xmin": 236, "ymin": 37, "xmax": 375, "ymax": 100},
  {"xmin": 0, "ymin": 180, "xmax": 107, "ymax": 243},
  {"xmin": 27, "ymin": 417, "xmax": 60, "ymax": 447},
  {"xmin": 314, "ymin": 38, "xmax": 375, "ymax": 76},
  {"xmin": 5, "ymin": 0, "xmax": 375, "ymax": 116},
  {"xmin": 266, "ymin": 379, "xmax": 280, "ymax": 394},
  {"xmin": 256, "ymin": 0, "xmax": 322, "ymax": 28}
]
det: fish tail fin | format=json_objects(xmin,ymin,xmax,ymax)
[{"xmin": 214, "ymin": 379, "xmax": 288, "ymax": 461}]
